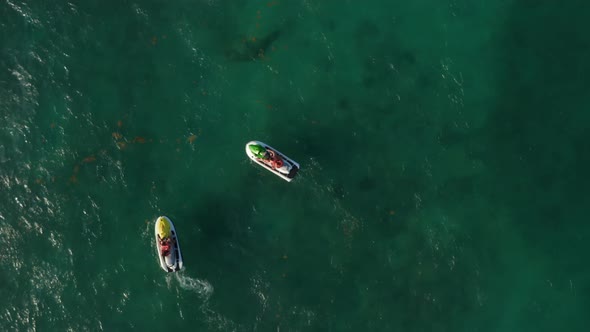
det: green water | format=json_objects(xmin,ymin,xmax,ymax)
[{"xmin": 1, "ymin": 0, "xmax": 589, "ymax": 330}]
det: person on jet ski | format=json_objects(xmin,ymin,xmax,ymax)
[
  {"xmin": 264, "ymin": 150, "xmax": 284, "ymax": 169},
  {"xmin": 249, "ymin": 144, "xmax": 284, "ymax": 169},
  {"xmin": 159, "ymin": 237, "xmax": 174, "ymax": 257}
]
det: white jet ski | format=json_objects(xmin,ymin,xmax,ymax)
[
  {"xmin": 245, "ymin": 140, "xmax": 300, "ymax": 182},
  {"xmin": 154, "ymin": 216, "xmax": 184, "ymax": 272}
]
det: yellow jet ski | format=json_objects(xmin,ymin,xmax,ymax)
[{"xmin": 154, "ymin": 216, "xmax": 184, "ymax": 272}]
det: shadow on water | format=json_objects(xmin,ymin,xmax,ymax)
[
  {"xmin": 488, "ymin": 1, "xmax": 590, "ymax": 254},
  {"xmin": 175, "ymin": 182, "xmax": 276, "ymax": 327},
  {"xmin": 225, "ymin": 29, "xmax": 283, "ymax": 62},
  {"xmin": 254, "ymin": 4, "xmax": 590, "ymax": 329},
  {"xmin": 251, "ymin": 23, "xmax": 461, "ymax": 331},
  {"xmin": 481, "ymin": 0, "xmax": 590, "ymax": 330}
]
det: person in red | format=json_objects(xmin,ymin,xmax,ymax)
[
  {"xmin": 159, "ymin": 237, "xmax": 173, "ymax": 257},
  {"xmin": 264, "ymin": 150, "xmax": 284, "ymax": 169},
  {"xmin": 248, "ymin": 144, "xmax": 288, "ymax": 172}
]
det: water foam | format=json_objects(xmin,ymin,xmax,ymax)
[{"xmin": 171, "ymin": 272, "xmax": 214, "ymax": 300}]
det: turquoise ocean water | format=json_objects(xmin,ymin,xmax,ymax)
[{"xmin": 1, "ymin": 0, "xmax": 589, "ymax": 330}]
